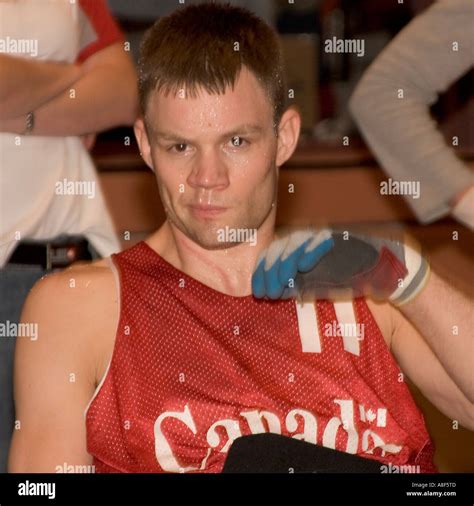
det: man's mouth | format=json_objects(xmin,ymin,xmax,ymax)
[{"xmin": 189, "ymin": 204, "xmax": 228, "ymax": 218}]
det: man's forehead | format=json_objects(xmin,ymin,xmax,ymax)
[
  {"xmin": 146, "ymin": 67, "xmax": 272, "ymax": 123},
  {"xmin": 147, "ymin": 93, "xmax": 273, "ymax": 139}
]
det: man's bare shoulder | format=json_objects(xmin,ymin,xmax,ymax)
[
  {"xmin": 26, "ymin": 257, "xmax": 115, "ymax": 306},
  {"xmin": 21, "ymin": 257, "xmax": 118, "ymax": 385}
]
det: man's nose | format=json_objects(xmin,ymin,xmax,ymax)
[{"xmin": 187, "ymin": 148, "xmax": 229, "ymax": 190}]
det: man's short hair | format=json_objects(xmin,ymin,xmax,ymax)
[{"xmin": 138, "ymin": 1, "xmax": 288, "ymax": 129}]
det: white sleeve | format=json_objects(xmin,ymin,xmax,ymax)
[{"xmin": 349, "ymin": 0, "xmax": 474, "ymax": 224}]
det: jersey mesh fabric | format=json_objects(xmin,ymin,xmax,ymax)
[{"xmin": 85, "ymin": 242, "xmax": 437, "ymax": 473}]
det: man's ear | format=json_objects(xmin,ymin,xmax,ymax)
[
  {"xmin": 276, "ymin": 107, "xmax": 301, "ymax": 167},
  {"xmin": 134, "ymin": 117, "xmax": 154, "ymax": 171}
]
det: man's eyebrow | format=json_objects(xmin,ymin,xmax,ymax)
[
  {"xmin": 223, "ymin": 124, "xmax": 265, "ymax": 137},
  {"xmin": 153, "ymin": 124, "xmax": 265, "ymax": 142}
]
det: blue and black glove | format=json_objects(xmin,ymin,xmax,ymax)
[{"xmin": 251, "ymin": 228, "xmax": 430, "ymax": 305}]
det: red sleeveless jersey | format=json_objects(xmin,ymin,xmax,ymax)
[{"xmin": 85, "ymin": 241, "xmax": 437, "ymax": 473}]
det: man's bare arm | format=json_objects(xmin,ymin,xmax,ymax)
[
  {"xmin": 0, "ymin": 54, "xmax": 81, "ymax": 120},
  {"xmin": 8, "ymin": 264, "xmax": 114, "ymax": 472},
  {"xmin": 398, "ymin": 270, "xmax": 474, "ymax": 404},
  {"xmin": 386, "ymin": 300, "xmax": 474, "ymax": 431}
]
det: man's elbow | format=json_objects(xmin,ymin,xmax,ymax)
[
  {"xmin": 121, "ymin": 64, "xmax": 139, "ymax": 125},
  {"xmin": 7, "ymin": 435, "xmax": 25, "ymax": 473},
  {"xmin": 124, "ymin": 91, "xmax": 139, "ymax": 126},
  {"xmin": 348, "ymin": 80, "xmax": 376, "ymax": 129},
  {"xmin": 348, "ymin": 62, "xmax": 400, "ymax": 130},
  {"xmin": 93, "ymin": 58, "xmax": 138, "ymax": 127},
  {"xmin": 460, "ymin": 412, "xmax": 474, "ymax": 432},
  {"xmin": 348, "ymin": 86, "xmax": 364, "ymax": 122},
  {"xmin": 456, "ymin": 397, "xmax": 474, "ymax": 432},
  {"xmin": 113, "ymin": 67, "xmax": 139, "ymax": 126}
]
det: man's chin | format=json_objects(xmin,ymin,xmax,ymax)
[
  {"xmin": 188, "ymin": 225, "xmax": 256, "ymax": 251},
  {"xmin": 169, "ymin": 213, "xmax": 261, "ymax": 250},
  {"xmin": 191, "ymin": 235, "xmax": 245, "ymax": 251}
]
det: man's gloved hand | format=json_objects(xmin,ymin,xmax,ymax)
[{"xmin": 251, "ymin": 228, "xmax": 430, "ymax": 306}]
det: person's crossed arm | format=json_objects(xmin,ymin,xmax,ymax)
[
  {"xmin": 0, "ymin": 54, "xmax": 81, "ymax": 120},
  {"xmin": 0, "ymin": 42, "xmax": 137, "ymax": 137}
]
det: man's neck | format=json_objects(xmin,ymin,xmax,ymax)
[{"xmin": 147, "ymin": 219, "xmax": 277, "ymax": 297}]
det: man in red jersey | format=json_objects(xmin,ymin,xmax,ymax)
[{"xmin": 9, "ymin": 2, "xmax": 473, "ymax": 473}]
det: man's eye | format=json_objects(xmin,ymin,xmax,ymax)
[
  {"xmin": 169, "ymin": 143, "xmax": 188, "ymax": 153},
  {"xmin": 229, "ymin": 136, "xmax": 247, "ymax": 148}
]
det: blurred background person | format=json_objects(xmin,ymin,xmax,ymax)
[
  {"xmin": 349, "ymin": 0, "xmax": 474, "ymax": 229},
  {"xmin": 0, "ymin": 0, "xmax": 137, "ymax": 472}
]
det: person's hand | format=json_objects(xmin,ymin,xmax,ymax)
[
  {"xmin": 252, "ymin": 229, "xmax": 334, "ymax": 299},
  {"xmin": 251, "ymin": 228, "xmax": 430, "ymax": 305}
]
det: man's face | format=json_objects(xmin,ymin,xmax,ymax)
[{"xmin": 140, "ymin": 67, "xmax": 280, "ymax": 250}]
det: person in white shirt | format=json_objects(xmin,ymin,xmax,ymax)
[{"xmin": 0, "ymin": 0, "xmax": 137, "ymax": 472}]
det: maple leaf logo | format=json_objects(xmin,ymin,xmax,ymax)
[{"xmin": 366, "ymin": 409, "xmax": 376, "ymax": 422}]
